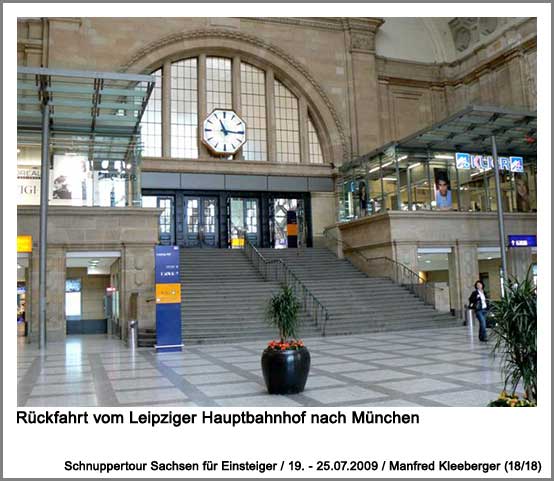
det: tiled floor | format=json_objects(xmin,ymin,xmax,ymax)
[{"xmin": 17, "ymin": 327, "xmax": 507, "ymax": 407}]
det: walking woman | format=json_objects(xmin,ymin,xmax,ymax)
[{"xmin": 469, "ymin": 280, "xmax": 489, "ymax": 342}]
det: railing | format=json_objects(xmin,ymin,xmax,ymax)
[
  {"xmin": 243, "ymin": 239, "xmax": 330, "ymax": 336},
  {"xmin": 323, "ymin": 228, "xmax": 442, "ymax": 308}
]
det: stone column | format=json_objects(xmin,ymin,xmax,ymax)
[
  {"xmin": 45, "ymin": 246, "xmax": 66, "ymax": 341},
  {"xmin": 506, "ymin": 50, "xmax": 527, "ymax": 108},
  {"xmin": 507, "ymin": 246, "xmax": 533, "ymax": 282},
  {"xmin": 265, "ymin": 68, "xmax": 276, "ymax": 163},
  {"xmin": 162, "ymin": 60, "xmax": 172, "ymax": 158},
  {"xmin": 121, "ymin": 245, "xmax": 156, "ymax": 335},
  {"xmin": 449, "ymin": 243, "xmax": 479, "ymax": 317},
  {"xmin": 344, "ymin": 18, "xmax": 384, "ymax": 154}
]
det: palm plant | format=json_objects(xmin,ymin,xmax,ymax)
[
  {"xmin": 490, "ymin": 268, "xmax": 537, "ymax": 403},
  {"xmin": 266, "ymin": 284, "xmax": 301, "ymax": 343}
]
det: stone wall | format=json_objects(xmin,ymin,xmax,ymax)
[
  {"xmin": 377, "ymin": 18, "xmax": 537, "ymax": 144},
  {"xmin": 17, "ymin": 17, "xmax": 537, "ymax": 167},
  {"xmin": 335, "ymin": 211, "xmax": 536, "ymax": 315},
  {"xmin": 17, "ymin": 206, "xmax": 161, "ymax": 341}
]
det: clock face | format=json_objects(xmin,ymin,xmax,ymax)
[{"xmin": 202, "ymin": 109, "xmax": 246, "ymax": 155}]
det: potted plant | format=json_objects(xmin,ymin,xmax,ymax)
[
  {"xmin": 262, "ymin": 284, "xmax": 310, "ymax": 394},
  {"xmin": 488, "ymin": 269, "xmax": 537, "ymax": 406}
]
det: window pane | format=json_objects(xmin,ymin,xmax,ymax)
[
  {"xmin": 241, "ymin": 63, "xmax": 267, "ymax": 161},
  {"xmin": 171, "ymin": 59, "xmax": 198, "ymax": 158},
  {"xmin": 308, "ymin": 116, "xmax": 323, "ymax": 164},
  {"xmin": 140, "ymin": 69, "xmax": 162, "ymax": 157},
  {"xmin": 206, "ymin": 57, "xmax": 232, "ymax": 112},
  {"xmin": 274, "ymin": 80, "xmax": 300, "ymax": 163}
]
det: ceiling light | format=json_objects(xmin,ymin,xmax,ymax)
[
  {"xmin": 369, "ymin": 166, "xmax": 379, "ymax": 173},
  {"xmin": 126, "ymin": 163, "xmax": 132, "ymax": 169},
  {"xmin": 381, "ymin": 161, "xmax": 393, "ymax": 168},
  {"xmin": 425, "ymin": 260, "xmax": 431, "ymax": 263},
  {"xmin": 487, "ymin": 256, "xmax": 492, "ymax": 260},
  {"xmin": 408, "ymin": 162, "xmax": 421, "ymax": 170},
  {"xmin": 17, "ymin": 264, "xmax": 22, "ymax": 269},
  {"xmin": 382, "ymin": 177, "xmax": 397, "ymax": 181},
  {"xmin": 434, "ymin": 154, "xmax": 454, "ymax": 160},
  {"xmin": 17, "ymin": 148, "xmax": 21, "ymax": 154},
  {"xmin": 397, "ymin": 155, "xmax": 408, "ymax": 161}
]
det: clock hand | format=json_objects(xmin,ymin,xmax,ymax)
[
  {"xmin": 226, "ymin": 130, "xmax": 244, "ymax": 135},
  {"xmin": 218, "ymin": 119, "xmax": 228, "ymax": 136}
]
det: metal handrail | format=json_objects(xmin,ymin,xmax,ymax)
[
  {"xmin": 243, "ymin": 239, "xmax": 330, "ymax": 336},
  {"xmin": 323, "ymin": 228, "xmax": 442, "ymax": 307}
]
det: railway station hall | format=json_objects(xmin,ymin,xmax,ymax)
[{"xmin": 16, "ymin": 16, "xmax": 538, "ymax": 407}]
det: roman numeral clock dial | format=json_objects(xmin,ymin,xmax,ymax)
[{"xmin": 202, "ymin": 109, "xmax": 247, "ymax": 156}]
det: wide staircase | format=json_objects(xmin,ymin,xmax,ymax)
[
  {"xmin": 180, "ymin": 248, "xmax": 320, "ymax": 344},
  {"xmin": 258, "ymin": 248, "xmax": 457, "ymax": 336}
]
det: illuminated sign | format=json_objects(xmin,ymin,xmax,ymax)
[
  {"xmin": 17, "ymin": 236, "xmax": 32, "ymax": 253},
  {"xmin": 455, "ymin": 153, "xmax": 524, "ymax": 173},
  {"xmin": 508, "ymin": 235, "xmax": 537, "ymax": 248}
]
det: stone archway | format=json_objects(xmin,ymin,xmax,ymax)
[{"xmin": 119, "ymin": 28, "xmax": 350, "ymax": 163}]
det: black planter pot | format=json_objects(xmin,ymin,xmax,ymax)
[{"xmin": 261, "ymin": 346, "xmax": 311, "ymax": 394}]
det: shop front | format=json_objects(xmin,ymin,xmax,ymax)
[{"xmin": 331, "ymin": 106, "xmax": 537, "ymax": 317}]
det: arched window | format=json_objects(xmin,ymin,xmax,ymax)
[
  {"xmin": 308, "ymin": 116, "xmax": 323, "ymax": 164},
  {"xmin": 206, "ymin": 57, "xmax": 232, "ymax": 112},
  {"xmin": 274, "ymin": 80, "xmax": 300, "ymax": 163},
  {"xmin": 171, "ymin": 58, "xmax": 198, "ymax": 159},
  {"xmin": 140, "ymin": 68, "xmax": 162, "ymax": 157},
  {"xmin": 141, "ymin": 55, "xmax": 325, "ymax": 164},
  {"xmin": 241, "ymin": 63, "xmax": 267, "ymax": 161}
]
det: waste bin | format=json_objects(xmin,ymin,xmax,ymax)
[{"xmin": 127, "ymin": 320, "xmax": 138, "ymax": 351}]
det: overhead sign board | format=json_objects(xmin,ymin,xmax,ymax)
[
  {"xmin": 455, "ymin": 153, "xmax": 524, "ymax": 173},
  {"xmin": 508, "ymin": 235, "xmax": 537, "ymax": 248}
]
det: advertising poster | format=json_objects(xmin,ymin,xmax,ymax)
[
  {"xmin": 515, "ymin": 173, "xmax": 531, "ymax": 212},
  {"xmin": 50, "ymin": 154, "xmax": 88, "ymax": 205},
  {"xmin": 17, "ymin": 165, "xmax": 41, "ymax": 205},
  {"xmin": 433, "ymin": 168, "xmax": 453, "ymax": 210}
]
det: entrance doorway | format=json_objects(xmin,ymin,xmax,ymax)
[
  {"xmin": 228, "ymin": 197, "xmax": 260, "ymax": 248},
  {"xmin": 65, "ymin": 252, "xmax": 121, "ymax": 335},
  {"xmin": 184, "ymin": 197, "xmax": 219, "ymax": 248},
  {"xmin": 271, "ymin": 198, "xmax": 306, "ymax": 248},
  {"xmin": 142, "ymin": 195, "xmax": 175, "ymax": 245}
]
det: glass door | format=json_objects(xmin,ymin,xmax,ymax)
[
  {"xmin": 272, "ymin": 198, "xmax": 305, "ymax": 248},
  {"xmin": 228, "ymin": 198, "xmax": 259, "ymax": 248},
  {"xmin": 184, "ymin": 196, "xmax": 219, "ymax": 247},
  {"xmin": 142, "ymin": 195, "xmax": 175, "ymax": 245}
]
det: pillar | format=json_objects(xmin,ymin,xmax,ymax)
[
  {"xmin": 507, "ymin": 246, "xmax": 533, "ymax": 283},
  {"xmin": 449, "ymin": 243, "xmax": 479, "ymax": 317},
  {"xmin": 121, "ymin": 245, "xmax": 156, "ymax": 336},
  {"xmin": 344, "ymin": 18, "xmax": 384, "ymax": 155}
]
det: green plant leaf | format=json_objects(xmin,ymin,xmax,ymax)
[
  {"xmin": 490, "ymin": 267, "xmax": 537, "ymax": 403},
  {"xmin": 266, "ymin": 283, "xmax": 301, "ymax": 343}
]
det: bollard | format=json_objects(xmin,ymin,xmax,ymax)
[
  {"xmin": 464, "ymin": 304, "xmax": 474, "ymax": 335},
  {"xmin": 127, "ymin": 319, "xmax": 138, "ymax": 351}
]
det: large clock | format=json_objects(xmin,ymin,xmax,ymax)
[{"xmin": 202, "ymin": 109, "xmax": 247, "ymax": 155}]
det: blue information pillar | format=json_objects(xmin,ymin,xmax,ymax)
[{"xmin": 155, "ymin": 246, "xmax": 183, "ymax": 352}]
